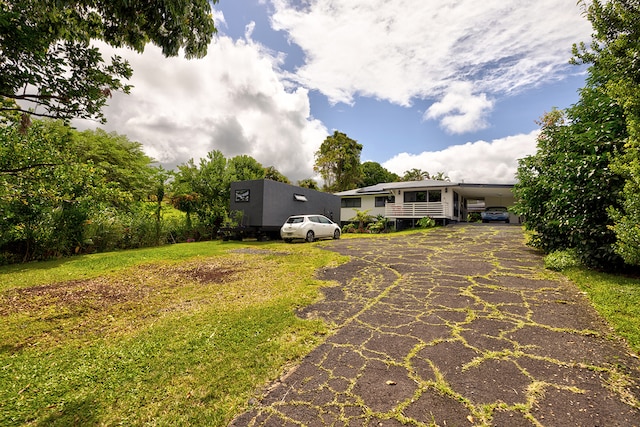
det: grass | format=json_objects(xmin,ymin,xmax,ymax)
[
  {"xmin": 0, "ymin": 240, "xmax": 348, "ymax": 426},
  {"xmin": 561, "ymin": 267, "xmax": 640, "ymax": 355}
]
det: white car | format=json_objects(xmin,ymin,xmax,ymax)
[{"xmin": 280, "ymin": 214, "xmax": 341, "ymax": 243}]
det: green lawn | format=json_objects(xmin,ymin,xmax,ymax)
[
  {"xmin": 0, "ymin": 240, "xmax": 347, "ymax": 426},
  {"xmin": 562, "ymin": 267, "xmax": 640, "ymax": 355},
  {"xmin": 2, "ymin": 233, "xmax": 639, "ymax": 426}
]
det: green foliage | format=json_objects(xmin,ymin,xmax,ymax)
[
  {"xmin": 297, "ymin": 178, "xmax": 319, "ymax": 190},
  {"xmin": 314, "ymin": 131, "xmax": 363, "ymax": 192},
  {"xmin": 366, "ymin": 215, "xmax": 389, "ymax": 233},
  {"xmin": 417, "ymin": 217, "xmax": 436, "ymax": 228},
  {"xmin": 361, "ymin": 161, "xmax": 399, "ymax": 186},
  {"xmin": 227, "ymin": 155, "xmax": 265, "ymax": 183},
  {"xmin": 564, "ymin": 266, "xmax": 640, "ymax": 354},
  {"xmin": 0, "ymin": 119, "xmax": 168, "ymax": 262},
  {"xmin": 402, "ymin": 168, "xmax": 430, "ymax": 181},
  {"xmin": 513, "ymin": 82, "xmax": 627, "ymax": 270},
  {"xmin": 349, "ymin": 209, "xmax": 373, "ymax": 231},
  {"xmin": 573, "ymin": 0, "xmax": 640, "ymax": 267},
  {"xmin": 467, "ymin": 212, "xmax": 482, "ymax": 223},
  {"xmin": 263, "ymin": 166, "xmax": 290, "ymax": 183},
  {"xmin": 0, "ymin": 0, "xmax": 218, "ymax": 122},
  {"xmin": 341, "ymin": 223, "xmax": 356, "ymax": 234},
  {"xmin": 544, "ymin": 249, "xmax": 581, "ymax": 271}
]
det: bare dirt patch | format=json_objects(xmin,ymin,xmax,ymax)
[{"xmin": 1, "ymin": 262, "xmax": 241, "ymax": 316}]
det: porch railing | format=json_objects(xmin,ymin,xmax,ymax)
[{"xmin": 385, "ymin": 202, "xmax": 447, "ymax": 218}]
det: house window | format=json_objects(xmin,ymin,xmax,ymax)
[
  {"xmin": 341, "ymin": 198, "xmax": 361, "ymax": 208},
  {"xmin": 375, "ymin": 196, "xmax": 387, "ymax": 207},
  {"xmin": 294, "ymin": 194, "xmax": 308, "ymax": 202},
  {"xmin": 428, "ymin": 190, "xmax": 442, "ymax": 203},
  {"xmin": 404, "ymin": 190, "xmax": 441, "ymax": 203},
  {"xmin": 404, "ymin": 191, "xmax": 426, "ymax": 202}
]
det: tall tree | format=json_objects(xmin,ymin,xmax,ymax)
[
  {"xmin": 314, "ymin": 131, "xmax": 363, "ymax": 192},
  {"xmin": 226, "ymin": 155, "xmax": 264, "ymax": 183},
  {"xmin": 0, "ymin": 0, "xmax": 218, "ymax": 122},
  {"xmin": 263, "ymin": 166, "xmax": 290, "ymax": 183},
  {"xmin": 573, "ymin": 0, "xmax": 640, "ymax": 266},
  {"xmin": 72, "ymin": 129, "xmax": 157, "ymax": 203},
  {"xmin": 0, "ymin": 119, "xmax": 160, "ymax": 260},
  {"xmin": 361, "ymin": 161, "xmax": 400, "ymax": 186},
  {"xmin": 513, "ymin": 78, "xmax": 627, "ymax": 269}
]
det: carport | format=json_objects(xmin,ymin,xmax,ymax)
[{"xmin": 452, "ymin": 183, "xmax": 518, "ymax": 223}]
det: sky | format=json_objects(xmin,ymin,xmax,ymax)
[{"xmin": 75, "ymin": 0, "xmax": 594, "ymax": 185}]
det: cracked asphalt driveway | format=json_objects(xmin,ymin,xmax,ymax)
[{"xmin": 231, "ymin": 225, "xmax": 640, "ymax": 426}]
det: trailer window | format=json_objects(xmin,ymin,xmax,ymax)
[
  {"xmin": 234, "ymin": 189, "xmax": 250, "ymax": 202},
  {"xmin": 294, "ymin": 194, "xmax": 308, "ymax": 202}
]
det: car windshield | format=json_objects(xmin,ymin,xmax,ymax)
[{"xmin": 286, "ymin": 216, "xmax": 305, "ymax": 224}]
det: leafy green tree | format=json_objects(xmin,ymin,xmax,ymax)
[
  {"xmin": 226, "ymin": 155, "xmax": 265, "ymax": 183},
  {"xmin": 573, "ymin": 0, "xmax": 640, "ymax": 266},
  {"xmin": 513, "ymin": 80, "xmax": 627, "ymax": 269},
  {"xmin": 402, "ymin": 168, "xmax": 430, "ymax": 181},
  {"xmin": 0, "ymin": 0, "xmax": 218, "ymax": 122},
  {"xmin": 171, "ymin": 152, "xmax": 271, "ymax": 238},
  {"xmin": 72, "ymin": 129, "xmax": 157, "ymax": 203},
  {"xmin": 297, "ymin": 178, "xmax": 319, "ymax": 190},
  {"xmin": 264, "ymin": 166, "xmax": 290, "ymax": 183},
  {"xmin": 0, "ymin": 119, "xmax": 164, "ymax": 261},
  {"xmin": 361, "ymin": 161, "xmax": 399, "ymax": 186},
  {"xmin": 314, "ymin": 131, "xmax": 363, "ymax": 192}
]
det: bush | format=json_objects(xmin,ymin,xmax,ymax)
[
  {"xmin": 341, "ymin": 223, "xmax": 356, "ymax": 234},
  {"xmin": 468, "ymin": 212, "xmax": 482, "ymax": 223},
  {"xmin": 367, "ymin": 215, "xmax": 389, "ymax": 233},
  {"xmin": 417, "ymin": 217, "xmax": 436, "ymax": 228},
  {"xmin": 544, "ymin": 249, "xmax": 581, "ymax": 271}
]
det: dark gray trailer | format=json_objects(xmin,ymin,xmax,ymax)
[{"xmin": 220, "ymin": 179, "xmax": 341, "ymax": 240}]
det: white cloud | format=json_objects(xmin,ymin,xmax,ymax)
[
  {"xmin": 74, "ymin": 34, "xmax": 327, "ymax": 182},
  {"xmin": 271, "ymin": 0, "xmax": 591, "ymax": 132},
  {"xmin": 382, "ymin": 131, "xmax": 539, "ymax": 184},
  {"xmin": 424, "ymin": 82, "xmax": 493, "ymax": 134}
]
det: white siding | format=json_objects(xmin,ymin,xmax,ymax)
[{"xmin": 340, "ymin": 195, "xmax": 386, "ymax": 222}]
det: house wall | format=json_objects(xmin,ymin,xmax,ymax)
[{"xmin": 340, "ymin": 195, "xmax": 386, "ymax": 223}]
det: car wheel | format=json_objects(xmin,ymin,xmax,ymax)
[
  {"xmin": 333, "ymin": 229, "xmax": 340, "ymax": 240},
  {"xmin": 505, "ymin": 219, "xmax": 510, "ymax": 224},
  {"xmin": 305, "ymin": 230, "xmax": 315, "ymax": 243}
]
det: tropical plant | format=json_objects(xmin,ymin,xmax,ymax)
[
  {"xmin": 349, "ymin": 209, "xmax": 373, "ymax": 232},
  {"xmin": 416, "ymin": 217, "xmax": 436, "ymax": 228}
]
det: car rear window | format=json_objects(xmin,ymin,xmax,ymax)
[{"xmin": 287, "ymin": 217, "xmax": 305, "ymax": 224}]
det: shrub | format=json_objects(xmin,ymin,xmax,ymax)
[
  {"xmin": 544, "ymin": 249, "xmax": 581, "ymax": 271},
  {"xmin": 342, "ymin": 223, "xmax": 356, "ymax": 234},
  {"xmin": 468, "ymin": 212, "xmax": 482, "ymax": 223},
  {"xmin": 417, "ymin": 217, "xmax": 436, "ymax": 228}
]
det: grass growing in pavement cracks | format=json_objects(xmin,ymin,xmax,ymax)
[
  {"xmin": 563, "ymin": 267, "xmax": 640, "ymax": 355},
  {"xmin": 0, "ymin": 240, "xmax": 347, "ymax": 426}
]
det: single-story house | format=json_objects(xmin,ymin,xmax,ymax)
[{"xmin": 334, "ymin": 180, "xmax": 518, "ymax": 227}]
